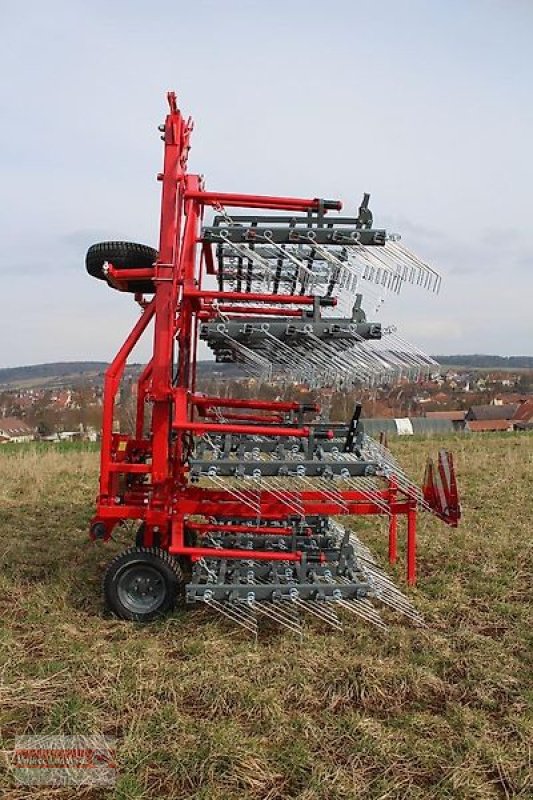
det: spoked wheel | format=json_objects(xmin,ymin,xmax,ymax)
[{"xmin": 103, "ymin": 547, "xmax": 184, "ymax": 621}]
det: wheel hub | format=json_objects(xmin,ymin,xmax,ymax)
[{"xmin": 117, "ymin": 564, "xmax": 165, "ymax": 614}]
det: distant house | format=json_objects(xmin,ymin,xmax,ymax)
[
  {"xmin": 466, "ymin": 420, "xmax": 513, "ymax": 433},
  {"xmin": 511, "ymin": 399, "xmax": 533, "ymax": 430},
  {"xmin": 425, "ymin": 409, "xmax": 466, "ymax": 430},
  {"xmin": 512, "ymin": 399, "xmax": 533, "ymax": 424},
  {"xmin": 0, "ymin": 417, "xmax": 34, "ymax": 443},
  {"xmin": 57, "ymin": 431, "xmax": 83, "ymax": 442},
  {"xmin": 465, "ymin": 404, "xmax": 519, "ymax": 421},
  {"xmin": 493, "ymin": 393, "xmax": 531, "ymax": 406},
  {"xmin": 425, "ymin": 410, "xmax": 466, "ymax": 420}
]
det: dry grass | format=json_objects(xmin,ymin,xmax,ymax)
[{"xmin": 0, "ymin": 436, "xmax": 531, "ymax": 799}]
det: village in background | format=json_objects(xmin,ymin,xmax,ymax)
[{"xmin": 1, "ymin": 356, "xmax": 533, "ymax": 445}]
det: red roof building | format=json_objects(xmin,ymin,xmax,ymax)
[
  {"xmin": 466, "ymin": 419, "xmax": 513, "ymax": 433},
  {"xmin": 512, "ymin": 399, "xmax": 533, "ymax": 423},
  {"xmin": 466, "ymin": 404, "xmax": 519, "ymax": 421},
  {"xmin": 0, "ymin": 417, "xmax": 34, "ymax": 442},
  {"xmin": 425, "ymin": 410, "xmax": 466, "ymax": 421}
]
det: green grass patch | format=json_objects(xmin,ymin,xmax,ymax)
[{"xmin": 0, "ymin": 435, "xmax": 531, "ymax": 798}]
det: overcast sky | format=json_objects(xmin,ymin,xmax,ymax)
[{"xmin": 0, "ymin": 0, "xmax": 531, "ymax": 368}]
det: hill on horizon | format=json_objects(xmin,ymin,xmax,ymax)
[
  {"xmin": 0, "ymin": 360, "xmax": 240, "ymax": 389},
  {"xmin": 435, "ymin": 354, "xmax": 533, "ymax": 369},
  {"xmin": 1, "ymin": 355, "xmax": 532, "ymax": 389}
]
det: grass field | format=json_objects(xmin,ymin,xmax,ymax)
[{"xmin": 0, "ymin": 435, "xmax": 531, "ymax": 799}]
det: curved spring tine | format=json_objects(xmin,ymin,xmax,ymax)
[
  {"xmin": 205, "ymin": 597, "xmax": 258, "ymax": 637},
  {"xmin": 334, "ymin": 597, "xmax": 388, "ymax": 631},
  {"xmin": 255, "ymin": 601, "xmax": 302, "ymax": 636},
  {"xmin": 295, "ymin": 599, "xmax": 343, "ymax": 631}
]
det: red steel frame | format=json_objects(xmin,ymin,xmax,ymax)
[{"xmin": 89, "ymin": 92, "xmax": 455, "ymax": 585}]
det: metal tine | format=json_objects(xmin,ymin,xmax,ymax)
[
  {"xmin": 378, "ymin": 329, "xmax": 431, "ymax": 372},
  {"xmin": 347, "ymin": 343, "xmax": 402, "ymax": 380},
  {"xmin": 319, "ymin": 574, "xmax": 388, "ymax": 630},
  {"xmin": 361, "ymin": 564, "xmax": 420, "ymax": 606},
  {"xmin": 335, "ymin": 597, "xmax": 388, "ymax": 630},
  {"xmin": 348, "ymin": 542, "xmax": 418, "ymax": 613},
  {"xmin": 348, "ymin": 534, "xmax": 379, "ymax": 564},
  {"xmin": 374, "ymin": 590, "xmax": 426, "ymax": 626},
  {"xmin": 250, "ymin": 577, "xmax": 307, "ymax": 633},
  {"xmin": 258, "ymin": 236, "xmax": 318, "ymax": 287},
  {"xmin": 379, "ymin": 329, "xmax": 436, "ymax": 373},
  {"xmin": 263, "ymin": 478, "xmax": 306, "ymax": 516},
  {"xmin": 217, "ymin": 342, "xmax": 270, "ymax": 382},
  {"xmin": 332, "ymin": 521, "xmax": 373, "ymax": 554},
  {"xmin": 295, "ymin": 333, "xmax": 350, "ymax": 375},
  {"xmin": 364, "ymin": 333, "xmax": 427, "ymax": 377},
  {"xmin": 297, "ymin": 474, "xmax": 350, "ymax": 512},
  {"xmin": 360, "ymin": 244, "xmax": 407, "ymax": 281},
  {"xmin": 295, "ymin": 599, "xmax": 343, "ymax": 631},
  {"xmin": 315, "ymin": 477, "xmax": 353, "ymax": 511},
  {"xmin": 347, "ymin": 243, "xmax": 400, "ymax": 284},
  {"xmin": 341, "ymin": 477, "xmax": 391, "ymax": 513},
  {"xmin": 330, "ymin": 455, "xmax": 391, "ymax": 513},
  {"xmin": 361, "ymin": 435, "xmax": 432, "ymax": 510},
  {"xmin": 361, "ymin": 434, "xmax": 415, "ymax": 479},
  {"xmin": 341, "ymin": 335, "xmax": 407, "ymax": 381},
  {"xmin": 207, "ymin": 473, "xmax": 262, "ymax": 516},
  {"xmin": 386, "ymin": 241, "xmax": 441, "ymax": 293},
  {"xmin": 362, "ymin": 242, "xmax": 415, "ymax": 283},
  {"xmin": 219, "ymin": 332, "xmax": 272, "ymax": 377},
  {"xmin": 305, "ymin": 349, "xmax": 353, "ymax": 388},
  {"xmin": 301, "ymin": 332, "xmax": 387, "ymax": 388},
  {"xmin": 337, "ymin": 571, "xmax": 425, "ymax": 626},
  {"xmin": 390, "ymin": 247, "xmax": 440, "ymax": 293},
  {"xmin": 261, "ymin": 331, "xmax": 319, "ymax": 382},
  {"xmin": 348, "ymin": 240, "xmax": 441, "ymax": 296},
  {"xmin": 254, "ymin": 476, "xmax": 305, "ymax": 517},
  {"xmin": 339, "ymin": 473, "xmax": 391, "ymax": 513},
  {"xmin": 252, "ymin": 331, "xmax": 312, "ymax": 380},
  {"xmin": 303, "ymin": 333, "xmax": 378, "ymax": 385},
  {"xmin": 220, "ymin": 234, "xmax": 276, "ymax": 281},
  {"xmin": 387, "ymin": 329, "xmax": 439, "ymax": 369},
  {"xmin": 281, "ymin": 599, "xmax": 304, "ymax": 629},
  {"xmin": 205, "ymin": 597, "xmax": 258, "ymax": 637},
  {"xmin": 343, "ymin": 566, "xmax": 421, "ymax": 612},
  {"xmin": 363, "ymin": 583, "xmax": 426, "ymax": 627},
  {"xmin": 286, "ymin": 345, "xmax": 338, "ymax": 388},
  {"xmin": 254, "ymin": 601, "xmax": 303, "ymax": 636},
  {"xmin": 380, "ymin": 243, "xmax": 428, "ymax": 286},
  {"xmin": 315, "ymin": 336, "xmax": 383, "ymax": 384}
]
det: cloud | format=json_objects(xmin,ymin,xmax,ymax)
[{"xmin": 0, "ymin": 1, "xmax": 532, "ymax": 365}]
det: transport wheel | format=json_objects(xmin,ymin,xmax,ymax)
[
  {"xmin": 103, "ymin": 547, "xmax": 184, "ymax": 621},
  {"xmin": 85, "ymin": 241, "xmax": 157, "ymax": 293}
]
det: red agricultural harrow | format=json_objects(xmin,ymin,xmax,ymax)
[{"xmin": 87, "ymin": 92, "xmax": 460, "ymax": 635}]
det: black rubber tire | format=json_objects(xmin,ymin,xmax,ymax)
[
  {"xmin": 86, "ymin": 241, "xmax": 157, "ymax": 293},
  {"xmin": 103, "ymin": 547, "xmax": 184, "ymax": 621}
]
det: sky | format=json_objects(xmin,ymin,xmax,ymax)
[{"xmin": 0, "ymin": 0, "xmax": 532, "ymax": 368}]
